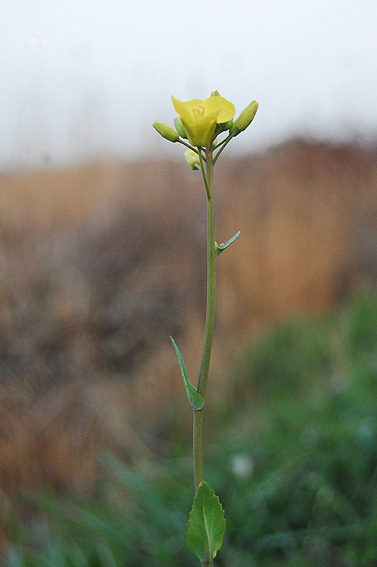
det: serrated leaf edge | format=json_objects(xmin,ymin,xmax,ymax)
[{"xmin": 187, "ymin": 481, "xmax": 226, "ymax": 561}]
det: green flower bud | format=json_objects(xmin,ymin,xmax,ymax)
[
  {"xmin": 230, "ymin": 101, "xmax": 259, "ymax": 136},
  {"xmin": 210, "ymin": 90, "xmax": 221, "ymax": 97},
  {"xmin": 153, "ymin": 121, "xmax": 179, "ymax": 142},
  {"xmin": 174, "ymin": 117, "xmax": 187, "ymax": 139}
]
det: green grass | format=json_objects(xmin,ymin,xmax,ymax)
[{"xmin": 3, "ymin": 291, "xmax": 377, "ymax": 567}]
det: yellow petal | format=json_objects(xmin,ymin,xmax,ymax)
[
  {"xmin": 203, "ymin": 96, "xmax": 236, "ymax": 123},
  {"xmin": 172, "ymin": 97, "xmax": 204, "ymax": 122},
  {"xmin": 172, "ymin": 95, "xmax": 235, "ymax": 123},
  {"xmin": 183, "ymin": 114, "xmax": 217, "ymax": 147}
]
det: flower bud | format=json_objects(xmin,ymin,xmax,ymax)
[
  {"xmin": 210, "ymin": 90, "xmax": 221, "ymax": 97},
  {"xmin": 174, "ymin": 117, "xmax": 187, "ymax": 139},
  {"xmin": 230, "ymin": 101, "xmax": 259, "ymax": 136},
  {"xmin": 184, "ymin": 150, "xmax": 200, "ymax": 170},
  {"xmin": 153, "ymin": 121, "xmax": 179, "ymax": 142}
]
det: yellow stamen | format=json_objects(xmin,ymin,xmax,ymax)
[{"xmin": 192, "ymin": 105, "xmax": 205, "ymax": 117}]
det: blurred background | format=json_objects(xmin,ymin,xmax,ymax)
[{"xmin": 1, "ymin": 1, "xmax": 377, "ymax": 566}]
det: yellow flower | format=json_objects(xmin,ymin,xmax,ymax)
[{"xmin": 172, "ymin": 95, "xmax": 235, "ymax": 147}]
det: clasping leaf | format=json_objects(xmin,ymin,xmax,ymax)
[
  {"xmin": 215, "ymin": 230, "xmax": 240, "ymax": 256},
  {"xmin": 170, "ymin": 337, "xmax": 205, "ymax": 411}
]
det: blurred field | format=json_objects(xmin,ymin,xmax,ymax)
[
  {"xmin": 3, "ymin": 293, "xmax": 377, "ymax": 566},
  {"xmin": 0, "ymin": 138, "xmax": 376, "ymax": 506}
]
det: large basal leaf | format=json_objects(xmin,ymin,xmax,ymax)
[
  {"xmin": 187, "ymin": 481, "xmax": 226, "ymax": 563},
  {"xmin": 170, "ymin": 337, "xmax": 205, "ymax": 410}
]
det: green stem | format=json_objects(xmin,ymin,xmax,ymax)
[
  {"xmin": 177, "ymin": 139, "xmax": 197, "ymax": 152},
  {"xmin": 213, "ymin": 133, "xmax": 234, "ymax": 165},
  {"xmin": 198, "ymin": 149, "xmax": 210, "ymax": 199},
  {"xmin": 197, "ymin": 147, "xmax": 215, "ymax": 397},
  {"xmin": 193, "ymin": 409, "xmax": 203, "ymax": 491},
  {"xmin": 212, "ymin": 133, "xmax": 231, "ymax": 150},
  {"xmin": 177, "ymin": 139, "xmax": 206, "ymax": 161},
  {"xmin": 193, "ymin": 146, "xmax": 216, "ymax": 492}
]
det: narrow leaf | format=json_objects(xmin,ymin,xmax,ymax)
[
  {"xmin": 215, "ymin": 230, "xmax": 241, "ymax": 256},
  {"xmin": 187, "ymin": 481, "xmax": 226, "ymax": 562},
  {"xmin": 170, "ymin": 337, "xmax": 205, "ymax": 410}
]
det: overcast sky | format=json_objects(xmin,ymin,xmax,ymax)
[{"xmin": 2, "ymin": 0, "xmax": 377, "ymax": 169}]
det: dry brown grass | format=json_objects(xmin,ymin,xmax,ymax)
[{"xmin": 0, "ymin": 139, "xmax": 376, "ymax": 504}]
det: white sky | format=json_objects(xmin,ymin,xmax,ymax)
[{"xmin": 1, "ymin": 0, "xmax": 377, "ymax": 169}]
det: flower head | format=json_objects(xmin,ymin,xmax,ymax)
[{"xmin": 172, "ymin": 95, "xmax": 235, "ymax": 147}]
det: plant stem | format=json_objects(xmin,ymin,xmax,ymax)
[
  {"xmin": 198, "ymin": 149, "xmax": 210, "ymax": 199},
  {"xmin": 197, "ymin": 149, "xmax": 215, "ymax": 398},
  {"xmin": 193, "ymin": 147, "xmax": 216, "ymax": 493},
  {"xmin": 213, "ymin": 133, "xmax": 234, "ymax": 165},
  {"xmin": 177, "ymin": 139, "xmax": 207, "ymax": 161},
  {"xmin": 193, "ymin": 409, "xmax": 203, "ymax": 491}
]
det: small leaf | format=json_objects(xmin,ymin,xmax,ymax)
[
  {"xmin": 215, "ymin": 230, "xmax": 240, "ymax": 256},
  {"xmin": 170, "ymin": 337, "xmax": 205, "ymax": 410},
  {"xmin": 187, "ymin": 481, "xmax": 226, "ymax": 563}
]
